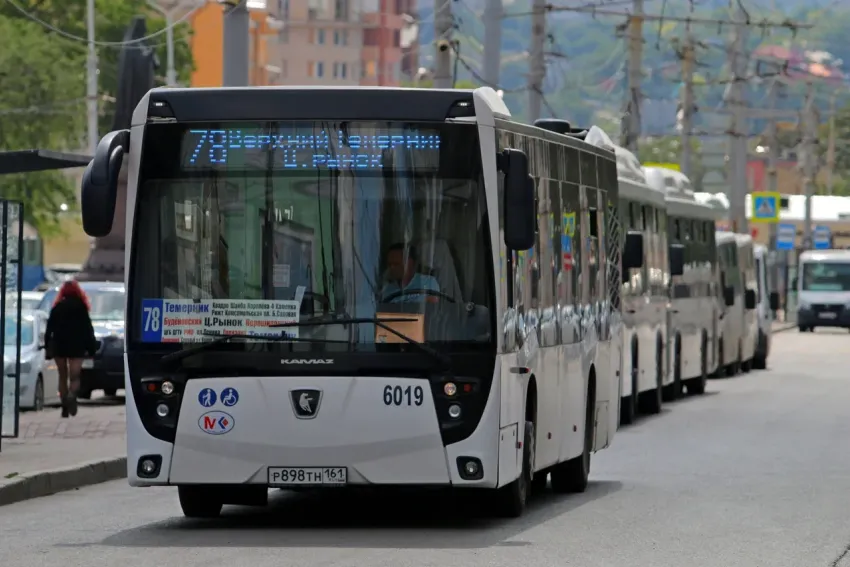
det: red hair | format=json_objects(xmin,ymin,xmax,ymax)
[{"xmin": 54, "ymin": 280, "xmax": 91, "ymax": 311}]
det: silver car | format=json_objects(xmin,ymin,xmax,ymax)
[{"xmin": 3, "ymin": 310, "xmax": 60, "ymax": 411}]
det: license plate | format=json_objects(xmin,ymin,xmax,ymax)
[
  {"xmin": 267, "ymin": 467, "xmax": 347, "ymax": 486},
  {"xmin": 819, "ymin": 312, "xmax": 838, "ymax": 319},
  {"xmin": 81, "ymin": 359, "xmax": 93, "ymax": 368}
]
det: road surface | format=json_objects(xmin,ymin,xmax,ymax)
[{"xmin": 1, "ymin": 330, "xmax": 849, "ymax": 567}]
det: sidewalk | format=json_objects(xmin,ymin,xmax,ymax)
[{"xmin": 0, "ymin": 395, "xmax": 126, "ymax": 506}]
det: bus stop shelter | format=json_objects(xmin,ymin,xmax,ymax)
[
  {"xmin": 0, "ymin": 149, "xmax": 91, "ymax": 175},
  {"xmin": 0, "ymin": 149, "xmax": 91, "ymax": 446}
]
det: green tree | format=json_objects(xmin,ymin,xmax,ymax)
[
  {"xmin": 0, "ymin": 14, "xmax": 85, "ymax": 236},
  {"xmin": 0, "ymin": 0, "xmax": 193, "ymax": 235}
]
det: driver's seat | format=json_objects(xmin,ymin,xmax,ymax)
[{"xmin": 416, "ymin": 238, "xmax": 462, "ymax": 302}]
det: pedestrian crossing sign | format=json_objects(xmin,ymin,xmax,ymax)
[{"xmin": 750, "ymin": 191, "xmax": 781, "ymax": 223}]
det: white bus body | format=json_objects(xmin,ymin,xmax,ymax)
[
  {"xmin": 79, "ymin": 87, "xmax": 638, "ymax": 519},
  {"xmin": 796, "ymin": 249, "xmax": 850, "ymax": 332},
  {"xmin": 645, "ymin": 167, "xmax": 721, "ymax": 395},
  {"xmin": 584, "ymin": 133, "xmax": 668, "ymax": 425},
  {"xmin": 752, "ymin": 245, "xmax": 779, "ymax": 369},
  {"xmin": 715, "ymin": 232, "xmax": 757, "ymax": 376}
]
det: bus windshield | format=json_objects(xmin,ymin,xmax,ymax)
[
  {"xmin": 801, "ymin": 262, "xmax": 850, "ymax": 292},
  {"xmin": 129, "ymin": 120, "xmax": 494, "ymax": 351}
]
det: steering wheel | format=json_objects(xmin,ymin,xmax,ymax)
[{"xmin": 382, "ymin": 288, "xmax": 457, "ymax": 304}]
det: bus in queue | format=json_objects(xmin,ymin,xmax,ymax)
[
  {"xmin": 79, "ymin": 86, "xmax": 642, "ymax": 519},
  {"xmin": 714, "ymin": 232, "xmax": 756, "ymax": 376},
  {"xmin": 752, "ymin": 244, "xmax": 780, "ymax": 369},
  {"xmin": 644, "ymin": 166, "xmax": 721, "ymax": 396},
  {"xmin": 575, "ymin": 130, "xmax": 670, "ymax": 425}
]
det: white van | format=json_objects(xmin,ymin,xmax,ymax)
[
  {"xmin": 752, "ymin": 245, "xmax": 780, "ymax": 368},
  {"xmin": 715, "ymin": 232, "xmax": 757, "ymax": 376},
  {"xmin": 796, "ymin": 249, "xmax": 850, "ymax": 331}
]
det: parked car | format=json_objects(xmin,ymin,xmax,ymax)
[
  {"xmin": 6, "ymin": 291, "xmax": 46, "ymax": 313},
  {"xmin": 5, "ymin": 310, "xmax": 60, "ymax": 411},
  {"xmin": 37, "ymin": 281, "xmax": 125, "ymax": 399}
]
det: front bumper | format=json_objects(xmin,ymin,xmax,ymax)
[
  {"xmin": 798, "ymin": 304, "xmax": 850, "ymax": 328},
  {"xmin": 81, "ymin": 337, "xmax": 124, "ymax": 391}
]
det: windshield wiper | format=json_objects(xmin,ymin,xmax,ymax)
[
  {"xmin": 159, "ymin": 332, "xmax": 301, "ymax": 367},
  {"xmin": 270, "ymin": 317, "xmax": 452, "ymax": 369}
]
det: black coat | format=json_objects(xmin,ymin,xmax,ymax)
[{"xmin": 46, "ymin": 296, "xmax": 98, "ymax": 358}]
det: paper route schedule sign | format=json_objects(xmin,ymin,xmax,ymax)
[{"xmin": 140, "ymin": 299, "xmax": 301, "ymax": 342}]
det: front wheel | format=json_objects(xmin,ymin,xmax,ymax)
[
  {"xmin": 178, "ymin": 486, "xmax": 223, "ymax": 518},
  {"xmin": 495, "ymin": 420, "xmax": 534, "ymax": 518}
]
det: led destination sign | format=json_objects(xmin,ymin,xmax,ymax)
[{"xmin": 183, "ymin": 127, "xmax": 442, "ymax": 171}]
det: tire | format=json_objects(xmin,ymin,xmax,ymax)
[
  {"xmin": 663, "ymin": 339, "xmax": 683, "ymax": 402},
  {"xmin": 33, "ymin": 376, "xmax": 44, "ymax": 411},
  {"xmin": 741, "ymin": 357, "xmax": 752, "ymax": 373},
  {"xmin": 103, "ymin": 388, "xmax": 118, "ymax": 397},
  {"xmin": 713, "ymin": 338, "xmax": 725, "ymax": 378},
  {"xmin": 178, "ymin": 486, "xmax": 223, "ymax": 518},
  {"xmin": 639, "ymin": 346, "xmax": 663, "ymax": 414},
  {"xmin": 687, "ymin": 337, "xmax": 708, "ymax": 395},
  {"xmin": 496, "ymin": 420, "xmax": 533, "ymax": 518},
  {"xmin": 620, "ymin": 364, "xmax": 637, "ymax": 426},
  {"xmin": 752, "ymin": 331, "xmax": 767, "ymax": 370},
  {"xmin": 551, "ymin": 388, "xmax": 594, "ymax": 494}
]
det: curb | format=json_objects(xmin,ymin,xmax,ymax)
[
  {"xmin": 0, "ymin": 456, "xmax": 126, "ymax": 507},
  {"xmin": 772, "ymin": 323, "xmax": 797, "ymax": 334}
]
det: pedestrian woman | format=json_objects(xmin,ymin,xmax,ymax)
[{"xmin": 45, "ymin": 280, "xmax": 98, "ymax": 418}]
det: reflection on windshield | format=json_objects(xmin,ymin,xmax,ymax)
[
  {"xmin": 802, "ymin": 262, "xmax": 850, "ymax": 292},
  {"xmin": 4, "ymin": 319, "xmax": 34, "ymax": 345},
  {"xmin": 132, "ymin": 121, "xmax": 494, "ymax": 350}
]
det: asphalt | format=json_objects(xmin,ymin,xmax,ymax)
[{"xmin": 0, "ymin": 328, "xmax": 848, "ymax": 567}]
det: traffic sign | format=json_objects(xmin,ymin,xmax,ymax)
[
  {"xmin": 751, "ymin": 191, "xmax": 781, "ymax": 223},
  {"xmin": 776, "ymin": 223, "xmax": 796, "ymax": 251},
  {"xmin": 813, "ymin": 225, "xmax": 831, "ymax": 250}
]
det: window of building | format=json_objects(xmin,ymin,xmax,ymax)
[
  {"xmin": 316, "ymin": 61, "xmax": 324, "ymax": 77},
  {"xmin": 317, "ymin": 29, "xmax": 326, "ymax": 44},
  {"xmin": 363, "ymin": 28, "xmax": 380, "ymax": 46},
  {"xmin": 307, "ymin": 60, "xmax": 313, "ymax": 78},
  {"xmin": 342, "ymin": 30, "xmax": 348, "ymax": 45},
  {"xmin": 340, "ymin": 62, "xmax": 348, "ymax": 79},
  {"xmin": 277, "ymin": 0, "xmax": 289, "ymax": 19},
  {"xmin": 334, "ymin": 0, "xmax": 349, "ymax": 20},
  {"xmin": 366, "ymin": 60, "xmax": 376, "ymax": 77}
]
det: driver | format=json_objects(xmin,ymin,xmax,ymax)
[{"xmin": 380, "ymin": 243, "xmax": 441, "ymax": 304}]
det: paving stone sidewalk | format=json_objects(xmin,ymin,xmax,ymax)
[{"xmin": 0, "ymin": 396, "xmax": 127, "ymax": 505}]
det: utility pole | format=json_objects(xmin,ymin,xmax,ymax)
[
  {"xmin": 86, "ymin": 0, "xmax": 98, "ymax": 155},
  {"xmin": 527, "ymin": 0, "xmax": 546, "ymax": 122},
  {"xmin": 223, "ymin": 0, "xmax": 250, "ymax": 86},
  {"xmin": 802, "ymin": 82, "xmax": 817, "ymax": 249},
  {"xmin": 147, "ymin": 1, "xmax": 177, "ymax": 86},
  {"xmin": 678, "ymin": 26, "xmax": 696, "ymax": 178},
  {"xmin": 825, "ymin": 92, "xmax": 837, "ymax": 196},
  {"xmin": 433, "ymin": 0, "xmax": 454, "ymax": 88},
  {"xmin": 765, "ymin": 78, "xmax": 781, "ymax": 252},
  {"xmin": 620, "ymin": 0, "xmax": 643, "ymax": 152},
  {"xmin": 725, "ymin": 4, "xmax": 749, "ymax": 233},
  {"xmin": 482, "ymin": 0, "xmax": 503, "ymax": 89}
]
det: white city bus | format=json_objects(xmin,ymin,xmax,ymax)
[
  {"xmin": 80, "ymin": 86, "xmax": 640, "ymax": 519},
  {"xmin": 644, "ymin": 167, "xmax": 720, "ymax": 395},
  {"xmin": 580, "ymin": 132, "xmax": 669, "ymax": 425},
  {"xmin": 752, "ymin": 244, "xmax": 779, "ymax": 369},
  {"xmin": 714, "ymin": 232, "xmax": 755, "ymax": 376}
]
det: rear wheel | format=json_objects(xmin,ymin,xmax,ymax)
[
  {"xmin": 639, "ymin": 345, "xmax": 663, "ymax": 414},
  {"xmin": 619, "ymin": 357, "xmax": 638, "ymax": 425},
  {"xmin": 687, "ymin": 337, "xmax": 708, "ymax": 395},
  {"xmin": 752, "ymin": 331, "xmax": 767, "ymax": 370},
  {"xmin": 663, "ymin": 339, "xmax": 683, "ymax": 402},
  {"xmin": 33, "ymin": 376, "xmax": 45, "ymax": 411},
  {"xmin": 178, "ymin": 486, "xmax": 223, "ymax": 518},
  {"xmin": 496, "ymin": 420, "xmax": 533, "ymax": 518}
]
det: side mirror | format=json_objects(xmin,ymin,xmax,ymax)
[
  {"xmin": 500, "ymin": 149, "xmax": 535, "ymax": 251},
  {"xmin": 769, "ymin": 291, "xmax": 780, "ymax": 311},
  {"xmin": 724, "ymin": 286, "xmax": 735, "ymax": 307},
  {"xmin": 82, "ymin": 129, "xmax": 130, "ymax": 238},
  {"xmin": 622, "ymin": 231, "xmax": 644, "ymax": 270},
  {"xmin": 744, "ymin": 288, "xmax": 756, "ymax": 310},
  {"xmin": 669, "ymin": 243, "xmax": 685, "ymax": 277}
]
